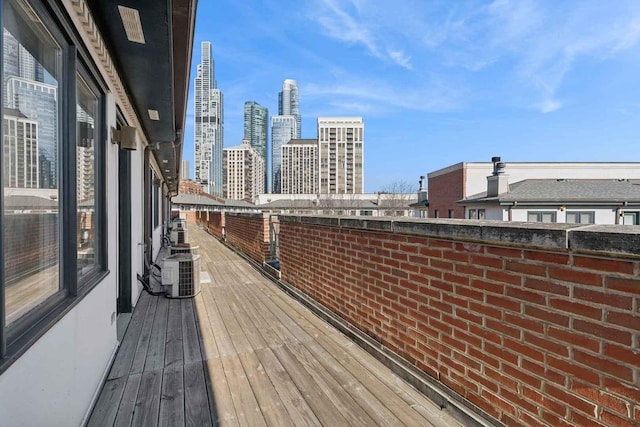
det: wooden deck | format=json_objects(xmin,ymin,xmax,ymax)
[{"xmin": 88, "ymin": 226, "xmax": 463, "ymax": 426}]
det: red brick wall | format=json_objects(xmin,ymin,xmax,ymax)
[
  {"xmin": 428, "ymin": 167, "xmax": 465, "ymax": 219},
  {"xmin": 199, "ymin": 211, "xmax": 225, "ymax": 239},
  {"xmin": 5, "ymin": 213, "xmax": 58, "ymax": 282},
  {"xmin": 180, "ymin": 210, "xmax": 197, "ymax": 224},
  {"xmin": 279, "ymin": 218, "xmax": 640, "ymax": 426},
  {"xmin": 225, "ymin": 213, "xmax": 269, "ymax": 264}
]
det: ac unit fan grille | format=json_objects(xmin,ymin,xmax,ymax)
[{"xmin": 178, "ymin": 259, "xmax": 200, "ymax": 297}]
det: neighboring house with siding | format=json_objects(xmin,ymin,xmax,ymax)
[
  {"xmin": 428, "ymin": 157, "xmax": 640, "ymax": 219},
  {"xmin": 459, "ymin": 172, "xmax": 640, "ymax": 225}
]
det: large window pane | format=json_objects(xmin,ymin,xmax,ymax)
[
  {"xmin": 77, "ymin": 76, "xmax": 98, "ymax": 278},
  {"xmin": 3, "ymin": 0, "xmax": 62, "ymax": 324}
]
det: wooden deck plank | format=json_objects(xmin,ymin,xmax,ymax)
[
  {"xmin": 253, "ymin": 348, "xmax": 322, "ymax": 427},
  {"xmin": 284, "ymin": 341, "xmax": 377, "ymax": 427},
  {"xmin": 203, "ymin": 356, "xmax": 236, "ymax": 426},
  {"xmin": 237, "ymin": 351, "xmax": 295, "ymax": 427},
  {"xmin": 181, "ymin": 298, "xmax": 203, "ymax": 364},
  {"xmin": 213, "ymin": 286, "xmax": 255, "ymax": 355},
  {"xmin": 130, "ymin": 296, "xmax": 159, "ymax": 374},
  {"xmin": 222, "ymin": 272, "xmax": 293, "ymax": 348},
  {"xmin": 131, "ymin": 370, "xmax": 163, "ymax": 427},
  {"xmin": 158, "ymin": 365, "xmax": 185, "ymax": 427},
  {"xmin": 322, "ymin": 332, "xmax": 458, "ymax": 427},
  {"xmin": 307, "ymin": 337, "xmax": 427, "ymax": 427},
  {"xmin": 114, "ymin": 373, "xmax": 143, "ymax": 427},
  {"xmin": 184, "ymin": 361, "xmax": 213, "ymax": 426},
  {"xmin": 200, "ymin": 275, "xmax": 236, "ymax": 358},
  {"xmin": 87, "ymin": 376, "xmax": 127, "ymax": 427},
  {"xmin": 109, "ymin": 293, "xmax": 152, "ymax": 379},
  {"xmin": 271, "ymin": 344, "xmax": 348, "ymax": 426},
  {"xmin": 193, "ymin": 291, "xmax": 220, "ymax": 361},
  {"xmin": 145, "ymin": 296, "xmax": 170, "ymax": 372},
  {"xmin": 220, "ymin": 354, "xmax": 268, "ymax": 427},
  {"xmin": 164, "ymin": 298, "xmax": 183, "ymax": 369}
]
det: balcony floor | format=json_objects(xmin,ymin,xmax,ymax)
[{"xmin": 88, "ymin": 226, "xmax": 462, "ymax": 426}]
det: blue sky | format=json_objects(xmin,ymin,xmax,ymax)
[{"xmin": 182, "ymin": 0, "xmax": 640, "ymax": 193}]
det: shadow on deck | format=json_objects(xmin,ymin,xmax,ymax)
[{"xmin": 88, "ymin": 226, "xmax": 464, "ymax": 426}]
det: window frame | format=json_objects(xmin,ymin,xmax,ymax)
[
  {"xmin": 622, "ymin": 211, "xmax": 639, "ymax": 225},
  {"xmin": 565, "ymin": 211, "xmax": 595, "ymax": 225},
  {"xmin": 0, "ymin": 0, "xmax": 109, "ymax": 370},
  {"xmin": 75, "ymin": 62, "xmax": 107, "ymax": 289},
  {"xmin": 527, "ymin": 211, "xmax": 557, "ymax": 223}
]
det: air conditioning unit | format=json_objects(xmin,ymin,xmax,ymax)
[
  {"xmin": 170, "ymin": 228, "xmax": 188, "ymax": 245},
  {"xmin": 169, "ymin": 244, "xmax": 199, "ymax": 256},
  {"xmin": 172, "ymin": 218, "xmax": 186, "ymax": 230},
  {"xmin": 161, "ymin": 253, "xmax": 201, "ymax": 298}
]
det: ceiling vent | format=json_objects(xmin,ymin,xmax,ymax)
[{"xmin": 118, "ymin": 6, "xmax": 146, "ymax": 44}]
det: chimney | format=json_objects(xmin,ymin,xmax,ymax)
[
  {"xmin": 418, "ymin": 176, "xmax": 427, "ymax": 202},
  {"xmin": 487, "ymin": 156, "xmax": 509, "ymax": 197}
]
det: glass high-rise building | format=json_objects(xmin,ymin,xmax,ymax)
[
  {"xmin": 243, "ymin": 101, "xmax": 268, "ymax": 192},
  {"xmin": 6, "ymin": 77, "xmax": 57, "ymax": 188},
  {"xmin": 194, "ymin": 41, "xmax": 224, "ymax": 196},
  {"xmin": 278, "ymin": 79, "xmax": 301, "ymax": 138},
  {"xmin": 270, "ymin": 115, "xmax": 297, "ymax": 194}
]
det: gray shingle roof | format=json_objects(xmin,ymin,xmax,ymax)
[
  {"xmin": 171, "ymin": 194, "xmax": 257, "ymax": 208},
  {"xmin": 462, "ymin": 179, "xmax": 640, "ymax": 204}
]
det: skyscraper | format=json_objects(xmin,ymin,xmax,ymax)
[
  {"xmin": 194, "ymin": 41, "xmax": 224, "ymax": 196},
  {"xmin": 278, "ymin": 79, "xmax": 301, "ymax": 138},
  {"xmin": 317, "ymin": 117, "xmax": 364, "ymax": 194},
  {"xmin": 223, "ymin": 140, "xmax": 265, "ymax": 201},
  {"xmin": 243, "ymin": 101, "xmax": 268, "ymax": 192},
  {"xmin": 270, "ymin": 115, "xmax": 297, "ymax": 194},
  {"xmin": 6, "ymin": 77, "xmax": 57, "ymax": 188},
  {"xmin": 180, "ymin": 160, "xmax": 189, "ymax": 181},
  {"xmin": 3, "ymin": 108, "xmax": 39, "ymax": 188},
  {"xmin": 281, "ymin": 139, "xmax": 318, "ymax": 194}
]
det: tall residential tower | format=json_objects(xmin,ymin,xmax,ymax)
[
  {"xmin": 194, "ymin": 41, "xmax": 224, "ymax": 196},
  {"xmin": 243, "ymin": 101, "xmax": 268, "ymax": 192},
  {"xmin": 270, "ymin": 78, "xmax": 301, "ymax": 193},
  {"xmin": 278, "ymin": 79, "xmax": 301, "ymax": 138},
  {"xmin": 317, "ymin": 117, "xmax": 364, "ymax": 194}
]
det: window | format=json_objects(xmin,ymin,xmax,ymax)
[
  {"xmin": 622, "ymin": 212, "xmax": 639, "ymax": 225},
  {"xmin": 434, "ymin": 209, "xmax": 439, "ymax": 218},
  {"xmin": 468, "ymin": 209, "xmax": 486, "ymax": 219},
  {"xmin": 1, "ymin": 0, "xmax": 107, "ymax": 359},
  {"xmin": 77, "ymin": 73, "xmax": 103, "ymax": 281},
  {"xmin": 528, "ymin": 211, "xmax": 557, "ymax": 223},
  {"xmin": 448, "ymin": 209, "xmax": 454, "ymax": 218},
  {"xmin": 3, "ymin": 0, "xmax": 63, "ymax": 327},
  {"xmin": 566, "ymin": 211, "xmax": 595, "ymax": 225}
]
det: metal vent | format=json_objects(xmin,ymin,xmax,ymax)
[{"xmin": 118, "ymin": 6, "xmax": 146, "ymax": 44}]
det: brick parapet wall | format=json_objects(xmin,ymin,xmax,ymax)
[
  {"xmin": 225, "ymin": 212, "xmax": 270, "ymax": 264},
  {"xmin": 199, "ymin": 211, "xmax": 225, "ymax": 239},
  {"xmin": 278, "ymin": 216, "xmax": 640, "ymax": 426},
  {"xmin": 5, "ymin": 213, "xmax": 58, "ymax": 282}
]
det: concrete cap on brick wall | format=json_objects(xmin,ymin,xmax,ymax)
[
  {"xmin": 278, "ymin": 215, "xmax": 640, "ymax": 256},
  {"xmin": 227, "ymin": 212, "xmax": 270, "ymax": 220},
  {"xmin": 568, "ymin": 225, "xmax": 640, "ymax": 257}
]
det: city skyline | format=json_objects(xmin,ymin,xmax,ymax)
[{"xmin": 183, "ymin": 1, "xmax": 640, "ymax": 193}]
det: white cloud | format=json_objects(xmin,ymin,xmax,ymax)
[
  {"xmin": 303, "ymin": 76, "xmax": 463, "ymax": 114},
  {"xmin": 313, "ymin": 0, "xmax": 414, "ymax": 68},
  {"xmin": 536, "ymin": 99, "xmax": 562, "ymax": 114}
]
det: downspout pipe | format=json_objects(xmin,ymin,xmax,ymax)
[{"xmin": 143, "ymin": 145, "xmax": 152, "ymax": 278}]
